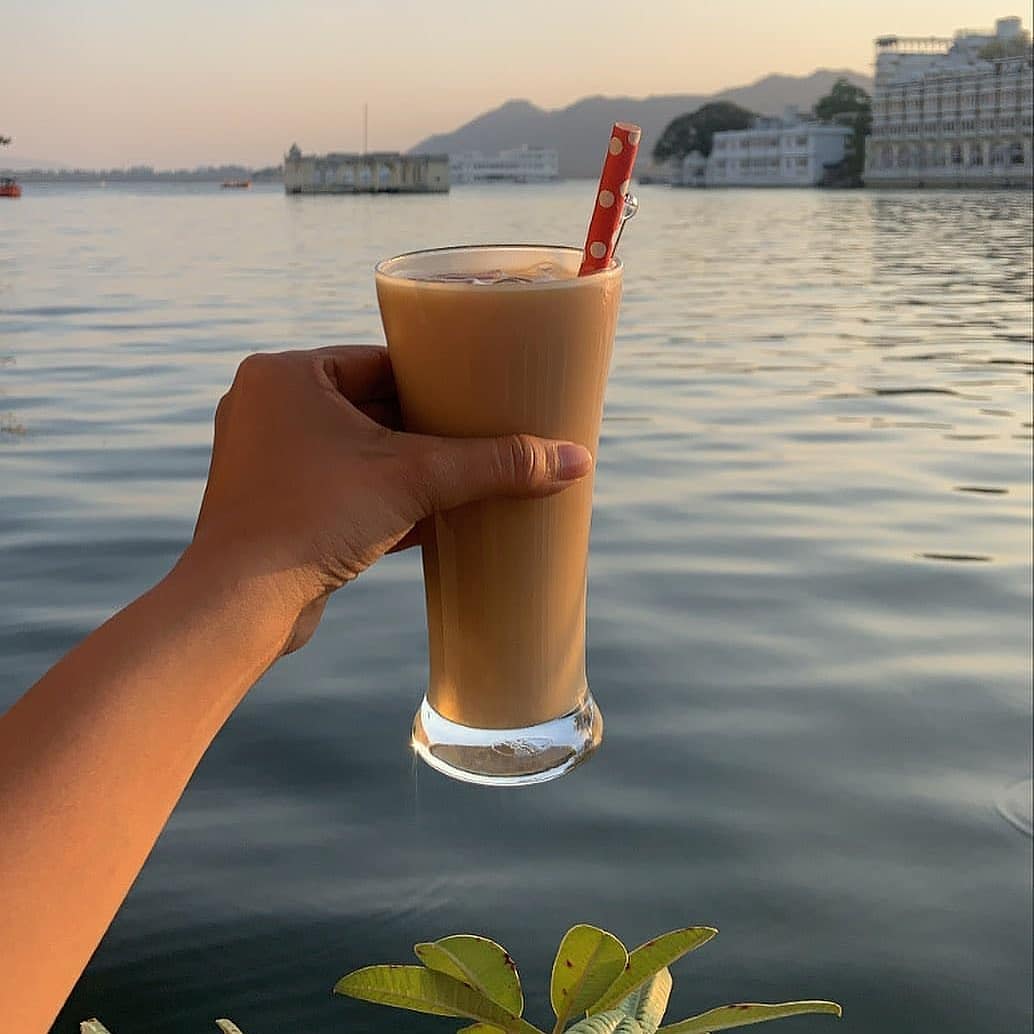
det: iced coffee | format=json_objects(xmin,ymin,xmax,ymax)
[{"xmin": 376, "ymin": 245, "xmax": 621, "ymax": 784}]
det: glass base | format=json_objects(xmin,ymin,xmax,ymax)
[{"xmin": 411, "ymin": 694, "xmax": 603, "ymax": 787}]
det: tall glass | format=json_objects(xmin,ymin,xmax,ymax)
[{"xmin": 375, "ymin": 245, "xmax": 622, "ymax": 785}]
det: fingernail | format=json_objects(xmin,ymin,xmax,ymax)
[{"xmin": 556, "ymin": 442, "xmax": 593, "ymax": 481}]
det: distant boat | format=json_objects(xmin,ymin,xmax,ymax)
[
  {"xmin": 221, "ymin": 179, "xmax": 251, "ymax": 189},
  {"xmin": 1, "ymin": 178, "xmax": 21, "ymax": 198}
]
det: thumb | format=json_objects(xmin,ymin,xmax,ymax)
[{"xmin": 415, "ymin": 433, "xmax": 594, "ymax": 513}]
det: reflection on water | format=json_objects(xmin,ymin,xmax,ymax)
[{"xmin": 1, "ymin": 184, "xmax": 1031, "ymax": 1034}]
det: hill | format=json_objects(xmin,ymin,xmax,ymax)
[{"xmin": 410, "ymin": 69, "xmax": 872, "ymax": 178}]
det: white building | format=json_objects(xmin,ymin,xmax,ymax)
[
  {"xmin": 283, "ymin": 145, "xmax": 449, "ymax": 194},
  {"xmin": 704, "ymin": 112, "xmax": 853, "ymax": 186},
  {"xmin": 865, "ymin": 16, "xmax": 1033, "ymax": 187},
  {"xmin": 449, "ymin": 146, "xmax": 560, "ymax": 184},
  {"xmin": 679, "ymin": 151, "xmax": 707, "ymax": 186},
  {"xmin": 638, "ymin": 159, "xmax": 681, "ymax": 184}
]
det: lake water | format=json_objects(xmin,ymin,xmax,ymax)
[{"xmin": 1, "ymin": 182, "xmax": 1031, "ymax": 1034}]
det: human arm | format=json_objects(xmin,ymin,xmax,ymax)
[{"xmin": 0, "ymin": 346, "xmax": 592, "ymax": 1032}]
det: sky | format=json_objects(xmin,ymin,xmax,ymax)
[{"xmin": 1, "ymin": 1, "xmax": 1022, "ymax": 168}]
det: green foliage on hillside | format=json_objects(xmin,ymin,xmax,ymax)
[{"xmin": 652, "ymin": 102, "xmax": 756, "ymax": 163}]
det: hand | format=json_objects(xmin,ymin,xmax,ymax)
[{"xmin": 189, "ymin": 346, "xmax": 593, "ymax": 652}]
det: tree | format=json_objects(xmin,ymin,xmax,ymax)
[
  {"xmin": 0, "ymin": 136, "xmax": 11, "ymax": 146},
  {"xmin": 653, "ymin": 102, "xmax": 756, "ymax": 163},
  {"xmin": 814, "ymin": 78, "xmax": 871, "ymax": 122},
  {"xmin": 813, "ymin": 77, "xmax": 872, "ymax": 181}
]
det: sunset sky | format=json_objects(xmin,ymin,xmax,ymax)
[{"xmin": 2, "ymin": 1, "xmax": 1022, "ymax": 168}]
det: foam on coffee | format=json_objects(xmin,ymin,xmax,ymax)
[{"xmin": 398, "ymin": 261, "xmax": 569, "ymax": 286}]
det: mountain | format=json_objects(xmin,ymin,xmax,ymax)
[{"xmin": 410, "ymin": 70, "xmax": 873, "ymax": 178}]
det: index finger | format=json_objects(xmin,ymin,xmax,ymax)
[{"xmin": 310, "ymin": 345, "xmax": 397, "ymax": 404}]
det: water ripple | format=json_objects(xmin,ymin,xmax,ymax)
[{"xmin": 1, "ymin": 183, "xmax": 1030, "ymax": 1034}]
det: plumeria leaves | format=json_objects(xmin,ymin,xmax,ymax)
[
  {"xmin": 565, "ymin": 1009, "xmax": 647, "ymax": 1034},
  {"xmin": 564, "ymin": 969, "xmax": 674, "ymax": 1034},
  {"xmin": 657, "ymin": 1000, "xmax": 843, "ymax": 1032},
  {"xmin": 611, "ymin": 967, "xmax": 673, "ymax": 1030},
  {"xmin": 550, "ymin": 925, "xmax": 629, "ymax": 1030},
  {"xmin": 334, "ymin": 964, "xmax": 539, "ymax": 1034},
  {"xmin": 83, "ymin": 922, "xmax": 841, "ymax": 1034},
  {"xmin": 416, "ymin": 934, "xmax": 524, "ymax": 1015},
  {"xmin": 334, "ymin": 928, "xmax": 840, "ymax": 1034},
  {"xmin": 588, "ymin": 928, "xmax": 717, "ymax": 1015}
]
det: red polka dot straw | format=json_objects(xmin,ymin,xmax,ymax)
[{"xmin": 578, "ymin": 122, "xmax": 642, "ymax": 276}]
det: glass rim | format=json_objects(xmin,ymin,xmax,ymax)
[{"xmin": 374, "ymin": 243, "xmax": 621, "ymax": 289}]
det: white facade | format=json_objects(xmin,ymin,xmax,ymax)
[
  {"xmin": 705, "ymin": 120, "xmax": 853, "ymax": 186},
  {"xmin": 449, "ymin": 146, "xmax": 560, "ymax": 184},
  {"xmin": 638, "ymin": 159, "xmax": 681, "ymax": 184},
  {"xmin": 865, "ymin": 16, "xmax": 1033, "ymax": 187},
  {"xmin": 283, "ymin": 145, "xmax": 449, "ymax": 194},
  {"xmin": 679, "ymin": 151, "xmax": 707, "ymax": 186}
]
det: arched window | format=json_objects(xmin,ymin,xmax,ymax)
[
  {"xmin": 1009, "ymin": 141, "xmax": 1026, "ymax": 165},
  {"xmin": 969, "ymin": 144, "xmax": 984, "ymax": 166},
  {"xmin": 880, "ymin": 147, "xmax": 893, "ymax": 169},
  {"xmin": 950, "ymin": 144, "xmax": 963, "ymax": 166},
  {"xmin": 990, "ymin": 144, "xmax": 1006, "ymax": 166}
]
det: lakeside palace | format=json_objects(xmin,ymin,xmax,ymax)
[
  {"xmin": 283, "ymin": 145, "xmax": 449, "ymax": 194},
  {"xmin": 865, "ymin": 16, "xmax": 1033, "ymax": 187}
]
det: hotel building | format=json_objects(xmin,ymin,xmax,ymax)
[
  {"xmin": 865, "ymin": 16, "xmax": 1033, "ymax": 187},
  {"xmin": 698, "ymin": 110, "xmax": 853, "ymax": 187},
  {"xmin": 449, "ymin": 146, "xmax": 560, "ymax": 184}
]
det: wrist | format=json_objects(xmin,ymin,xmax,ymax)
[{"xmin": 173, "ymin": 540, "xmax": 305, "ymax": 653}]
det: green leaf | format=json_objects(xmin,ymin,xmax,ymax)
[
  {"xmin": 614, "ymin": 1022, "xmax": 649, "ymax": 1034},
  {"xmin": 658, "ymin": 1000, "xmax": 842, "ymax": 1032},
  {"xmin": 416, "ymin": 934, "xmax": 523, "ymax": 1015},
  {"xmin": 457, "ymin": 1026, "xmax": 510, "ymax": 1033},
  {"xmin": 79, "ymin": 1023, "xmax": 113, "ymax": 1034},
  {"xmin": 216, "ymin": 1022, "xmax": 245, "ymax": 1034},
  {"xmin": 550, "ymin": 925, "xmax": 629, "ymax": 1030},
  {"xmin": 589, "ymin": 928, "xmax": 717, "ymax": 1015},
  {"xmin": 613, "ymin": 968, "xmax": 672, "ymax": 1032},
  {"xmin": 335, "ymin": 964, "xmax": 540, "ymax": 1033},
  {"xmin": 566, "ymin": 1011, "xmax": 646, "ymax": 1034}
]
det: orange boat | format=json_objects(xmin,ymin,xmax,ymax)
[
  {"xmin": 221, "ymin": 179, "xmax": 251, "ymax": 189},
  {"xmin": 1, "ymin": 177, "xmax": 21, "ymax": 198}
]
